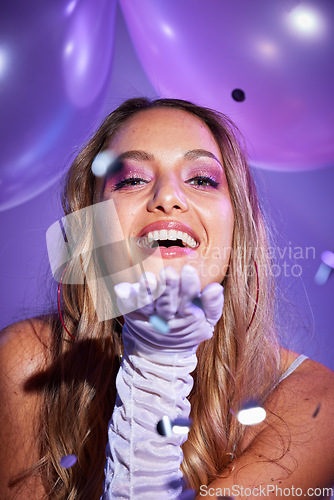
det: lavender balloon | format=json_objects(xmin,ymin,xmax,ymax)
[
  {"xmin": 119, "ymin": 0, "xmax": 334, "ymax": 171},
  {"xmin": 0, "ymin": 0, "xmax": 116, "ymax": 211}
]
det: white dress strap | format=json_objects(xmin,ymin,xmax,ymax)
[
  {"xmin": 270, "ymin": 354, "xmax": 309, "ymax": 393},
  {"xmin": 278, "ymin": 354, "xmax": 308, "ymax": 383}
]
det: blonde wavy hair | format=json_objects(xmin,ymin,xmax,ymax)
[{"xmin": 11, "ymin": 98, "xmax": 283, "ymax": 498}]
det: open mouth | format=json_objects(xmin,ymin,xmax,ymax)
[{"xmin": 136, "ymin": 229, "xmax": 199, "ymax": 249}]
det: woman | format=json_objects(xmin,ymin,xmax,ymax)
[{"xmin": 0, "ymin": 98, "xmax": 333, "ymax": 499}]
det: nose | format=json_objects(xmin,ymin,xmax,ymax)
[{"xmin": 147, "ymin": 174, "xmax": 188, "ymax": 214}]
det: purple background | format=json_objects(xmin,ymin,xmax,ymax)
[{"xmin": 0, "ymin": 3, "xmax": 333, "ymax": 373}]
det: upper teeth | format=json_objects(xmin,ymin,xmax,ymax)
[{"xmin": 136, "ymin": 230, "xmax": 198, "ymax": 249}]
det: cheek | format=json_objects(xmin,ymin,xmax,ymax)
[
  {"xmin": 196, "ymin": 201, "xmax": 234, "ymax": 286},
  {"xmin": 218, "ymin": 209, "xmax": 234, "ymax": 248},
  {"xmin": 111, "ymin": 197, "xmax": 138, "ymax": 231},
  {"xmin": 211, "ymin": 202, "xmax": 234, "ymax": 264},
  {"xmin": 206, "ymin": 198, "xmax": 234, "ymax": 242}
]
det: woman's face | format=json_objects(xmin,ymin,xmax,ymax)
[{"xmin": 101, "ymin": 108, "xmax": 234, "ymax": 289}]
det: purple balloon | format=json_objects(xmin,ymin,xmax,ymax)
[
  {"xmin": 119, "ymin": 0, "xmax": 334, "ymax": 171},
  {"xmin": 0, "ymin": 0, "xmax": 116, "ymax": 211}
]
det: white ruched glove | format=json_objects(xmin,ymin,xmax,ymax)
[{"xmin": 101, "ymin": 265, "xmax": 224, "ymax": 499}]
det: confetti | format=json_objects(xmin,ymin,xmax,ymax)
[
  {"xmin": 157, "ymin": 415, "xmax": 172, "ymax": 437},
  {"xmin": 60, "ymin": 454, "xmax": 77, "ymax": 469},
  {"xmin": 315, "ymin": 251, "xmax": 334, "ymax": 285},
  {"xmin": 314, "ymin": 262, "xmax": 332, "ymax": 285},
  {"xmin": 232, "ymin": 88, "xmax": 246, "ymax": 102},
  {"xmin": 172, "ymin": 417, "xmax": 192, "ymax": 435},
  {"xmin": 149, "ymin": 314, "xmax": 170, "ymax": 334},
  {"xmin": 321, "ymin": 250, "xmax": 334, "ymax": 269},
  {"xmin": 91, "ymin": 150, "xmax": 122, "ymax": 178},
  {"xmin": 312, "ymin": 402, "xmax": 321, "ymax": 418},
  {"xmin": 157, "ymin": 416, "xmax": 192, "ymax": 437},
  {"xmin": 236, "ymin": 399, "xmax": 266, "ymax": 426}
]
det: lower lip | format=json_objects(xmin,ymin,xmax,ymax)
[{"xmin": 137, "ymin": 245, "xmax": 198, "ymax": 259}]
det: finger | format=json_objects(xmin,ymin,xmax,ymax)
[
  {"xmin": 155, "ymin": 266, "xmax": 180, "ymax": 320},
  {"xmin": 167, "ymin": 314, "xmax": 214, "ymax": 345},
  {"xmin": 179, "ymin": 265, "xmax": 201, "ymax": 315},
  {"xmin": 200, "ymin": 283, "xmax": 224, "ymax": 325},
  {"xmin": 114, "ymin": 282, "xmax": 138, "ymax": 315},
  {"xmin": 137, "ymin": 272, "xmax": 158, "ymax": 314}
]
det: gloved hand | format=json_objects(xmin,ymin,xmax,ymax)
[
  {"xmin": 114, "ymin": 264, "xmax": 224, "ymax": 359},
  {"xmin": 101, "ymin": 265, "xmax": 224, "ymax": 499}
]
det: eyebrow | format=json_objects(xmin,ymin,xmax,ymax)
[
  {"xmin": 183, "ymin": 149, "xmax": 223, "ymax": 167},
  {"xmin": 117, "ymin": 150, "xmax": 154, "ymax": 162},
  {"xmin": 117, "ymin": 149, "xmax": 223, "ymax": 167}
]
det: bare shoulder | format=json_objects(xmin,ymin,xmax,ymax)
[
  {"xmin": 0, "ymin": 317, "xmax": 53, "ymax": 499},
  {"xmin": 291, "ymin": 359, "xmax": 334, "ymax": 399},
  {"xmin": 273, "ymin": 347, "xmax": 334, "ymax": 418},
  {"xmin": 0, "ymin": 316, "xmax": 52, "ymax": 380},
  {"xmin": 201, "ymin": 355, "xmax": 334, "ymax": 499},
  {"xmin": 275, "ymin": 352, "xmax": 334, "ymax": 416},
  {"xmin": 253, "ymin": 356, "xmax": 334, "ymax": 492},
  {"xmin": 256, "ymin": 354, "xmax": 334, "ymax": 476}
]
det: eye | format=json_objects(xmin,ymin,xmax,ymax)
[
  {"xmin": 114, "ymin": 176, "xmax": 148, "ymax": 190},
  {"xmin": 187, "ymin": 175, "xmax": 219, "ymax": 188}
]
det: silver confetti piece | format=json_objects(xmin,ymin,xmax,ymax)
[{"xmin": 149, "ymin": 314, "xmax": 170, "ymax": 334}]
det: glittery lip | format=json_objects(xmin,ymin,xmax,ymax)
[{"xmin": 154, "ymin": 245, "xmax": 197, "ymax": 259}]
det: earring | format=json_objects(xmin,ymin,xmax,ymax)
[
  {"xmin": 246, "ymin": 258, "xmax": 259, "ymax": 332},
  {"xmin": 57, "ymin": 266, "xmax": 75, "ymax": 340}
]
